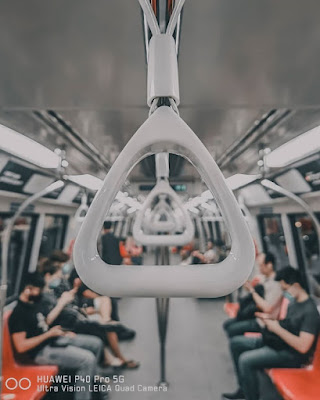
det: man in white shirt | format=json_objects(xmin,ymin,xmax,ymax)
[{"xmin": 223, "ymin": 253, "xmax": 283, "ymax": 338}]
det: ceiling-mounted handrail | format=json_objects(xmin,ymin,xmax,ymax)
[
  {"xmin": 74, "ymin": 193, "xmax": 89, "ymax": 222},
  {"xmin": 74, "ymin": 106, "xmax": 255, "ymax": 297},
  {"xmin": 133, "ymin": 180, "xmax": 194, "ymax": 245}
]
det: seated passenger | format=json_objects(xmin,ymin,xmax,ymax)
[
  {"xmin": 223, "ymin": 252, "xmax": 283, "ymax": 338},
  {"xmin": 179, "ymin": 248, "xmax": 192, "ymax": 265},
  {"xmin": 9, "ymin": 273, "xmax": 107, "ymax": 400},
  {"xmin": 222, "ymin": 266, "xmax": 320, "ymax": 400},
  {"xmin": 125, "ymin": 235, "xmax": 143, "ymax": 265},
  {"xmin": 41, "ymin": 264, "xmax": 139, "ymax": 368},
  {"xmin": 203, "ymin": 239, "xmax": 217, "ymax": 263},
  {"xmin": 49, "ymin": 249, "xmax": 71, "ymax": 272},
  {"xmin": 68, "ymin": 269, "xmax": 136, "ymax": 342},
  {"xmin": 191, "ymin": 240, "xmax": 219, "ymax": 264}
]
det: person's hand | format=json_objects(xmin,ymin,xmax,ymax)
[
  {"xmin": 255, "ymin": 312, "xmax": 271, "ymax": 319},
  {"xmin": 64, "ymin": 331, "xmax": 76, "ymax": 338},
  {"xmin": 59, "ymin": 290, "xmax": 75, "ymax": 306},
  {"xmin": 244, "ymin": 281, "xmax": 254, "ymax": 294},
  {"xmin": 46, "ymin": 326, "xmax": 65, "ymax": 338},
  {"xmin": 264, "ymin": 319, "xmax": 280, "ymax": 333}
]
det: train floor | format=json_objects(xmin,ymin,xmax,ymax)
[{"xmin": 111, "ymin": 296, "xmax": 283, "ymax": 400}]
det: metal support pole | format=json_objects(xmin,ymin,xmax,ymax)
[
  {"xmin": 0, "ymin": 180, "xmax": 64, "ymax": 393},
  {"xmin": 155, "ymin": 246, "xmax": 170, "ymax": 387}
]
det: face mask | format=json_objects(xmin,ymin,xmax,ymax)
[
  {"xmin": 62, "ymin": 263, "xmax": 72, "ymax": 275},
  {"xmin": 49, "ymin": 278, "xmax": 62, "ymax": 289},
  {"xmin": 283, "ymin": 291, "xmax": 295, "ymax": 303},
  {"xmin": 29, "ymin": 294, "xmax": 42, "ymax": 303}
]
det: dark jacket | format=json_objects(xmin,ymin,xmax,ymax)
[{"xmin": 101, "ymin": 232, "xmax": 122, "ymax": 265}]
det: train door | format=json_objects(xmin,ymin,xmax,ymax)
[
  {"xmin": 0, "ymin": 213, "xmax": 37, "ymax": 302},
  {"xmin": 290, "ymin": 214, "xmax": 320, "ymax": 300},
  {"xmin": 258, "ymin": 214, "xmax": 290, "ymax": 269},
  {"xmin": 39, "ymin": 215, "xmax": 68, "ymax": 258}
]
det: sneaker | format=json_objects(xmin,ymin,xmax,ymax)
[{"xmin": 221, "ymin": 388, "xmax": 245, "ymax": 399}]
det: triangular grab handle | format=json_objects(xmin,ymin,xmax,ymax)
[
  {"xmin": 74, "ymin": 106, "xmax": 255, "ymax": 297},
  {"xmin": 133, "ymin": 180, "xmax": 194, "ymax": 245}
]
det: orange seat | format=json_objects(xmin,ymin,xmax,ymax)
[
  {"xmin": 119, "ymin": 241, "xmax": 131, "ymax": 258},
  {"xmin": 2, "ymin": 311, "xmax": 58, "ymax": 400},
  {"xmin": 268, "ymin": 339, "xmax": 320, "ymax": 400},
  {"xmin": 224, "ymin": 302, "xmax": 240, "ymax": 318}
]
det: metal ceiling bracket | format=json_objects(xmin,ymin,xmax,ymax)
[{"xmin": 147, "ymin": 34, "xmax": 180, "ymax": 106}]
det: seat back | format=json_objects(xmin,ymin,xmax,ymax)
[
  {"xmin": 312, "ymin": 337, "xmax": 320, "ymax": 371},
  {"xmin": 2, "ymin": 310, "xmax": 16, "ymax": 369}
]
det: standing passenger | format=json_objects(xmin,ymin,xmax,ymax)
[{"xmin": 101, "ymin": 221, "xmax": 122, "ymax": 265}]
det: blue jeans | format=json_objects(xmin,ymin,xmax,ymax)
[
  {"xmin": 223, "ymin": 318, "xmax": 261, "ymax": 338},
  {"xmin": 230, "ymin": 336, "xmax": 301, "ymax": 400},
  {"xmin": 35, "ymin": 334, "xmax": 103, "ymax": 400}
]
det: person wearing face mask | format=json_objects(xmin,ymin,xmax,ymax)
[
  {"xmin": 222, "ymin": 266, "xmax": 320, "ymax": 400},
  {"xmin": 8, "ymin": 273, "xmax": 107, "ymax": 400},
  {"xmin": 40, "ymin": 263, "xmax": 140, "ymax": 370}
]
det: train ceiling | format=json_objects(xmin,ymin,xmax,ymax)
[{"xmin": 0, "ymin": 0, "xmax": 320, "ymax": 181}]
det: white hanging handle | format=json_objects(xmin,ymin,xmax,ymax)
[
  {"xmin": 133, "ymin": 180, "xmax": 194, "ymax": 245},
  {"xmin": 74, "ymin": 193, "xmax": 89, "ymax": 222},
  {"xmin": 74, "ymin": 106, "xmax": 255, "ymax": 297}
]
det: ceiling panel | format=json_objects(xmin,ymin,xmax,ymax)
[
  {"xmin": 179, "ymin": 0, "xmax": 320, "ymax": 107},
  {"xmin": 0, "ymin": 0, "xmax": 146, "ymax": 109}
]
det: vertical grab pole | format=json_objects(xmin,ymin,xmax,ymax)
[
  {"xmin": 0, "ymin": 180, "xmax": 64, "ymax": 393},
  {"xmin": 155, "ymin": 246, "xmax": 170, "ymax": 387}
]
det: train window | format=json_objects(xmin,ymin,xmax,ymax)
[
  {"xmin": 39, "ymin": 215, "xmax": 68, "ymax": 257},
  {"xmin": 290, "ymin": 214, "xmax": 320, "ymax": 299},
  {"xmin": 0, "ymin": 214, "xmax": 36, "ymax": 301},
  {"xmin": 258, "ymin": 215, "xmax": 289, "ymax": 269}
]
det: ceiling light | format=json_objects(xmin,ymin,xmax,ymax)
[
  {"xmin": 226, "ymin": 174, "xmax": 259, "ymax": 191},
  {"xmin": 0, "ymin": 124, "xmax": 60, "ymax": 168},
  {"xmin": 67, "ymin": 174, "xmax": 103, "ymax": 191},
  {"xmin": 265, "ymin": 126, "xmax": 320, "ymax": 168}
]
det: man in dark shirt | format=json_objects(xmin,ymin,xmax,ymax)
[
  {"xmin": 9, "ymin": 273, "xmax": 105, "ymax": 400},
  {"xmin": 222, "ymin": 266, "xmax": 320, "ymax": 400},
  {"xmin": 101, "ymin": 221, "xmax": 122, "ymax": 265}
]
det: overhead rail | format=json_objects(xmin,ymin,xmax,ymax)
[{"xmin": 74, "ymin": 0, "xmax": 255, "ymax": 298}]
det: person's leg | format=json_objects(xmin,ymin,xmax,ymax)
[
  {"xmin": 106, "ymin": 332, "xmax": 139, "ymax": 368},
  {"xmin": 35, "ymin": 344, "xmax": 98, "ymax": 400},
  {"xmin": 106, "ymin": 331, "xmax": 126, "ymax": 362},
  {"xmin": 239, "ymin": 346, "xmax": 301, "ymax": 400},
  {"xmin": 222, "ymin": 336, "xmax": 263, "ymax": 399},
  {"xmin": 229, "ymin": 336, "xmax": 264, "ymax": 387},
  {"xmin": 93, "ymin": 296, "xmax": 113, "ymax": 323},
  {"xmin": 69, "ymin": 333, "xmax": 104, "ymax": 363},
  {"xmin": 111, "ymin": 298, "xmax": 120, "ymax": 321},
  {"xmin": 223, "ymin": 318, "xmax": 237, "ymax": 333},
  {"xmin": 226, "ymin": 319, "xmax": 261, "ymax": 338}
]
